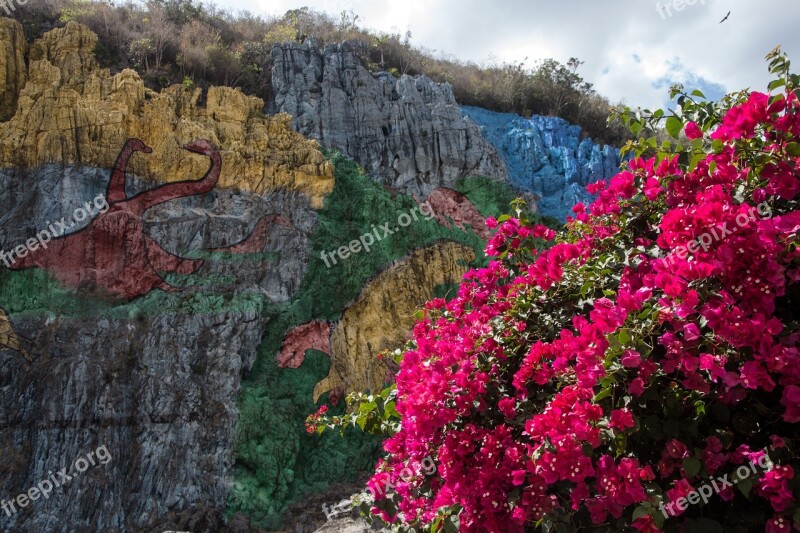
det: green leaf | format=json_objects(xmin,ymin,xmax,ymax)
[
  {"xmin": 770, "ymin": 93, "xmax": 786, "ymax": 107},
  {"xmin": 691, "ymin": 89, "xmax": 706, "ymax": 98},
  {"xmin": 694, "ymin": 400, "xmax": 706, "ymax": 417},
  {"xmin": 580, "ymin": 280, "xmax": 593, "ymax": 298},
  {"xmin": 768, "ymin": 78, "xmax": 786, "ymax": 91},
  {"xmin": 737, "ymin": 476, "xmax": 753, "ymax": 498},
  {"xmin": 632, "ymin": 505, "xmax": 651, "ymax": 520},
  {"xmin": 683, "ymin": 457, "xmax": 702, "ymax": 477},
  {"xmin": 443, "ymin": 517, "xmax": 459, "ymax": 533},
  {"xmin": 593, "ymin": 387, "xmax": 613, "ymax": 402},
  {"xmin": 616, "ymin": 431, "xmax": 628, "ymax": 455},
  {"xmin": 689, "ymin": 152, "xmax": 705, "ymax": 171},
  {"xmin": 607, "ymin": 334, "xmax": 621, "ymax": 350},
  {"xmin": 786, "ymin": 142, "xmax": 800, "ymax": 157},
  {"xmin": 666, "ymin": 116, "xmax": 683, "ymax": 139},
  {"xmin": 359, "ymin": 400, "xmax": 376, "ymax": 414},
  {"xmin": 384, "ymin": 401, "xmax": 398, "ymax": 419}
]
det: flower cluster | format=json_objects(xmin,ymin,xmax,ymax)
[
  {"xmin": 365, "ymin": 63, "xmax": 800, "ymax": 531},
  {"xmin": 305, "ymin": 404, "xmax": 328, "ymax": 434}
]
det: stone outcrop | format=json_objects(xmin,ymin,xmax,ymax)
[
  {"xmin": 0, "ymin": 306, "xmax": 28, "ymax": 361},
  {"xmin": 270, "ymin": 40, "xmax": 508, "ymax": 198},
  {"xmin": 0, "ymin": 20, "xmax": 334, "ymax": 208},
  {"xmin": 462, "ymin": 106, "xmax": 621, "ymax": 220},
  {"xmin": 0, "ymin": 20, "xmax": 322, "ymax": 532},
  {"xmin": 0, "ymin": 18, "xmax": 26, "ymax": 120},
  {"xmin": 0, "ymin": 17, "xmax": 624, "ymax": 532},
  {"xmin": 313, "ymin": 241, "xmax": 475, "ymax": 402}
]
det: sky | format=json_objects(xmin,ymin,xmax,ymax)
[{"xmin": 213, "ymin": 0, "xmax": 800, "ymax": 110}]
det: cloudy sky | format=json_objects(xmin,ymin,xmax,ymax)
[{"xmin": 214, "ymin": 0, "xmax": 800, "ymax": 110}]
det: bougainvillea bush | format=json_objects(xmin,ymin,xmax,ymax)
[{"xmin": 310, "ymin": 50, "xmax": 800, "ymax": 532}]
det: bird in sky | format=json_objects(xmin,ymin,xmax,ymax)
[{"xmin": 720, "ymin": 11, "xmax": 731, "ymax": 23}]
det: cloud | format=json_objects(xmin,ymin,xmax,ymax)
[{"xmin": 215, "ymin": 0, "xmax": 800, "ymax": 109}]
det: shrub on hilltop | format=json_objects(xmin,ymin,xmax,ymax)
[{"xmin": 9, "ymin": 0, "xmax": 628, "ymax": 145}]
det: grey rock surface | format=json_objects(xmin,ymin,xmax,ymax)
[
  {"xmin": 313, "ymin": 516, "xmax": 389, "ymax": 533},
  {"xmin": 0, "ymin": 165, "xmax": 315, "ymax": 532},
  {"xmin": 270, "ymin": 40, "xmax": 509, "ymax": 197}
]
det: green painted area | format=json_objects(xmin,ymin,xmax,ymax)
[
  {"xmin": 455, "ymin": 175, "xmax": 519, "ymax": 219},
  {"xmin": 183, "ymin": 250, "xmax": 282, "ymax": 262},
  {"xmin": 455, "ymin": 175, "xmax": 563, "ymax": 230},
  {"xmin": 0, "ymin": 267, "xmax": 266, "ymax": 320},
  {"xmin": 227, "ymin": 153, "xmax": 504, "ymax": 528},
  {"xmin": 433, "ymin": 281, "xmax": 462, "ymax": 302}
]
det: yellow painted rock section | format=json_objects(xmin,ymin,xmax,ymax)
[
  {"xmin": 313, "ymin": 241, "xmax": 476, "ymax": 402},
  {"xmin": 0, "ymin": 18, "xmax": 26, "ymax": 120},
  {"xmin": 0, "ymin": 20, "xmax": 334, "ymax": 208},
  {"xmin": 0, "ymin": 308, "xmax": 29, "ymax": 362}
]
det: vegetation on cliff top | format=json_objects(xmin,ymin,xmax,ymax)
[{"xmin": 10, "ymin": 0, "xmax": 629, "ymax": 145}]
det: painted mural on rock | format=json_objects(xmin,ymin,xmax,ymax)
[{"xmin": 462, "ymin": 106, "xmax": 621, "ymax": 221}]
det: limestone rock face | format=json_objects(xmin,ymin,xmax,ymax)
[
  {"xmin": 313, "ymin": 241, "xmax": 475, "ymax": 402},
  {"xmin": 0, "ymin": 162, "xmax": 319, "ymax": 531},
  {"xmin": 0, "ymin": 18, "xmax": 26, "ymax": 120},
  {"xmin": 1, "ymin": 305, "xmax": 267, "ymax": 532},
  {"xmin": 462, "ymin": 106, "xmax": 621, "ymax": 220},
  {"xmin": 0, "ymin": 20, "xmax": 324, "ymax": 532},
  {"xmin": 270, "ymin": 40, "xmax": 508, "ymax": 198},
  {"xmin": 0, "ymin": 20, "xmax": 334, "ymax": 208}
]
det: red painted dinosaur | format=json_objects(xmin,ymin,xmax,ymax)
[{"xmin": 10, "ymin": 139, "xmax": 222, "ymax": 300}]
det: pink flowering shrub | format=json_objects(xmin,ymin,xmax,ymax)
[{"xmin": 311, "ymin": 50, "xmax": 800, "ymax": 532}]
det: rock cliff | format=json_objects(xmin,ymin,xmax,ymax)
[
  {"xmin": 312, "ymin": 241, "xmax": 475, "ymax": 403},
  {"xmin": 0, "ymin": 19, "xmax": 326, "ymax": 532},
  {"xmin": 0, "ymin": 18, "xmax": 623, "ymax": 532},
  {"xmin": 0, "ymin": 21, "xmax": 334, "ymax": 209},
  {"xmin": 0, "ymin": 20, "xmax": 501, "ymax": 532},
  {"xmin": 0, "ymin": 18, "xmax": 25, "ymax": 121},
  {"xmin": 270, "ymin": 40, "xmax": 508, "ymax": 197}
]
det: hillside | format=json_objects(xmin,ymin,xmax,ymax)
[{"xmin": 8, "ymin": 0, "xmax": 629, "ymax": 145}]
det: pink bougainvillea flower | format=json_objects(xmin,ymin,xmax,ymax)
[
  {"xmin": 361, "ymin": 72, "xmax": 800, "ymax": 532},
  {"xmin": 685, "ymin": 121, "xmax": 703, "ymax": 140}
]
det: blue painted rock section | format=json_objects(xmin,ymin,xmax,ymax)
[{"xmin": 462, "ymin": 106, "xmax": 621, "ymax": 221}]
